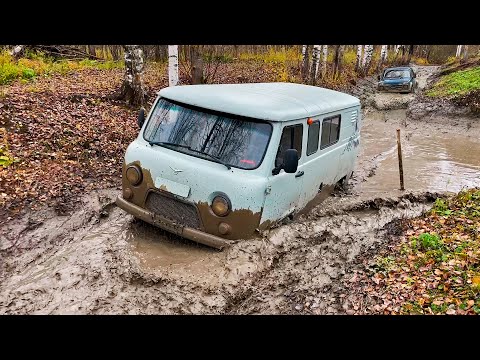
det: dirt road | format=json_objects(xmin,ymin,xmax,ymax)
[{"xmin": 1, "ymin": 65, "xmax": 479, "ymax": 314}]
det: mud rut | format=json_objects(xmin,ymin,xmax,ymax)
[{"xmin": 1, "ymin": 66, "xmax": 480, "ymax": 314}]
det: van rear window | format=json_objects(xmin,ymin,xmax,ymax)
[{"xmin": 320, "ymin": 115, "xmax": 341, "ymax": 149}]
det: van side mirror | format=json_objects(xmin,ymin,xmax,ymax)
[
  {"xmin": 377, "ymin": 74, "xmax": 381, "ymax": 80},
  {"xmin": 283, "ymin": 149, "xmax": 299, "ymax": 173},
  {"xmin": 272, "ymin": 149, "xmax": 299, "ymax": 175},
  {"xmin": 137, "ymin": 107, "xmax": 146, "ymax": 128}
]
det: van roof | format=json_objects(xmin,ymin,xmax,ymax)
[{"xmin": 158, "ymin": 82, "xmax": 360, "ymax": 122}]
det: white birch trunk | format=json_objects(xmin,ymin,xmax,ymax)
[
  {"xmin": 456, "ymin": 45, "xmax": 462, "ymax": 58},
  {"xmin": 119, "ymin": 45, "xmax": 145, "ymax": 106},
  {"xmin": 394, "ymin": 45, "xmax": 400, "ymax": 54},
  {"xmin": 380, "ymin": 45, "xmax": 388, "ymax": 62},
  {"xmin": 355, "ymin": 45, "xmax": 363, "ymax": 72},
  {"xmin": 168, "ymin": 45, "xmax": 179, "ymax": 87},
  {"xmin": 310, "ymin": 45, "xmax": 321, "ymax": 83},
  {"xmin": 321, "ymin": 45, "xmax": 328, "ymax": 76},
  {"xmin": 362, "ymin": 45, "xmax": 374, "ymax": 75},
  {"xmin": 301, "ymin": 45, "xmax": 308, "ymax": 62}
]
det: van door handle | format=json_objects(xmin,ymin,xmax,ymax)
[{"xmin": 295, "ymin": 171, "xmax": 304, "ymax": 178}]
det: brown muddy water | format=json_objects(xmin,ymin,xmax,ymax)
[
  {"xmin": 1, "ymin": 97, "xmax": 480, "ymax": 314},
  {"xmin": 354, "ymin": 109, "xmax": 480, "ymax": 198}
]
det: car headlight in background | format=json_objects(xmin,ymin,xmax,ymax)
[
  {"xmin": 211, "ymin": 195, "xmax": 231, "ymax": 217},
  {"xmin": 126, "ymin": 165, "xmax": 143, "ymax": 186}
]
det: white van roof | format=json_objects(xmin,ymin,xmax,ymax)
[{"xmin": 158, "ymin": 82, "xmax": 360, "ymax": 122}]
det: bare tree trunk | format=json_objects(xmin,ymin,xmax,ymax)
[
  {"xmin": 407, "ymin": 45, "xmax": 414, "ymax": 64},
  {"xmin": 168, "ymin": 45, "xmax": 179, "ymax": 86},
  {"xmin": 377, "ymin": 45, "xmax": 388, "ymax": 71},
  {"xmin": 321, "ymin": 45, "xmax": 328, "ymax": 78},
  {"xmin": 426, "ymin": 45, "xmax": 432, "ymax": 62},
  {"xmin": 462, "ymin": 45, "xmax": 469, "ymax": 61},
  {"xmin": 301, "ymin": 45, "xmax": 311, "ymax": 81},
  {"xmin": 310, "ymin": 45, "xmax": 321, "ymax": 84},
  {"xmin": 333, "ymin": 45, "xmax": 344, "ymax": 80},
  {"xmin": 456, "ymin": 45, "xmax": 463, "ymax": 58},
  {"xmin": 401, "ymin": 45, "xmax": 407, "ymax": 64},
  {"xmin": 302, "ymin": 45, "xmax": 310, "ymax": 81},
  {"xmin": 118, "ymin": 45, "xmax": 145, "ymax": 107},
  {"xmin": 362, "ymin": 45, "xmax": 374, "ymax": 75},
  {"xmin": 355, "ymin": 45, "xmax": 363, "ymax": 73},
  {"xmin": 191, "ymin": 46, "xmax": 204, "ymax": 84}
]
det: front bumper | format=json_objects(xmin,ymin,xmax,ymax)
[
  {"xmin": 116, "ymin": 195, "xmax": 229, "ymax": 250},
  {"xmin": 378, "ymin": 84, "xmax": 411, "ymax": 92}
]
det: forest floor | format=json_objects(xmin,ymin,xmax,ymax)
[{"xmin": 1, "ymin": 61, "xmax": 479, "ymax": 314}]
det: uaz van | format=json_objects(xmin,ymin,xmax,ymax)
[{"xmin": 116, "ymin": 83, "xmax": 362, "ymax": 249}]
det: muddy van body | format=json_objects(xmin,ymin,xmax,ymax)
[{"xmin": 116, "ymin": 83, "xmax": 361, "ymax": 249}]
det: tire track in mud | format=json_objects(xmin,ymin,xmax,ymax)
[
  {"xmin": 0, "ymin": 187, "xmax": 444, "ymax": 314},
  {"xmin": 224, "ymin": 192, "xmax": 443, "ymax": 314}
]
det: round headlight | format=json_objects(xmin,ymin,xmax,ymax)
[
  {"xmin": 126, "ymin": 165, "xmax": 142, "ymax": 186},
  {"xmin": 211, "ymin": 195, "xmax": 230, "ymax": 217}
]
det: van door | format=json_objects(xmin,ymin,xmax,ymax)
[{"xmin": 262, "ymin": 122, "xmax": 305, "ymax": 223}]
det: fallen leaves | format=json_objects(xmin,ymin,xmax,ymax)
[
  {"xmin": 0, "ymin": 60, "xmax": 293, "ymax": 220},
  {"xmin": 342, "ymin": 189, "xmax": 480, "ymax": 315}
]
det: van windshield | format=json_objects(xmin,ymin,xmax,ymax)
[{"xmin": 143, "ymin": 98, "xmax": 272, "ymax": 170}]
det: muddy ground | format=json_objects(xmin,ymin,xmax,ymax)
[{"xmin": 1, "ymin": 65, "xmax": 479, "ymax": 314}]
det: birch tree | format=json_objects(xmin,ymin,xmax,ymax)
[
  {"xmin": 168, "ymin": 45, "xmax": 179, "ymax": 87},
  {"xmin": 333, "ymin": 45, "xmax": 344, "ymax": 80},
  {"xmin": 118, "ymin": 45, "xmax": 145, "ymax": 106},
  {"xmin": 362, "ymin": 45, "xmax": 374, "ymax": 75},
  {"xmin": 377, "ymin": 45, "xmax": 388, "ymax": 70},
  {"xmin": 301, "ymin": 45, "xmax": 311, "ymax": 81},
  {"xmin": 456, "ymin": 45, "xmax": 463, "ymax": 58},
  {"xmin": 463, "ymin": 45, "xmax": 469, "ymax": 61},
  {"xmin": 310, "ymin": 45, "xmax": 321, "ymax": 84},
  {"xmin": 355, "ymin": 45, "xmax": 363, "ymax": 72},
  {"xmin": 321, "ymin": 45, "xmax": 328, "ymax": 78},
  {"xmin": 190, "ymin": 46, "xmax": 204, "ymax": 84}
]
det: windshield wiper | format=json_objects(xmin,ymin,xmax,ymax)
[
  {"xmin": 148, "ymin": 141, "xmax": 231, "ymax": 170},
  {"xmin": 148, "ymin": 141, "xmax": 191, "ymax": 149},
  {"xmin": 191, "ymin": 150, "xmax": 231, "ymax": 170}
]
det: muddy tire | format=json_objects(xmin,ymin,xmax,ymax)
[{"xmin": 338, "ymin": 172, "xmax": 352, "ymax": 190}]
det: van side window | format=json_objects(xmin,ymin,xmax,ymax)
[
  {"xmin": 307, "ymin": 121, "xmax": 320, "ymax": 156},
  {"xmin": 275, "ymin": 124, "xmax": 303, "ymax": 167},
  {"xmin": 320, "ymin": 115, "xmax": 341, "ymax": 149}
]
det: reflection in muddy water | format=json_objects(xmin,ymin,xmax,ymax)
[{"xmin": 359, "ymin": 110, "xmax": 480, "ymax": 194}]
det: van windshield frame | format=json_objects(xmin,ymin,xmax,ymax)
[{"xmin": 142, "ymin": 97, "xmax": 273, "ymax": 170}]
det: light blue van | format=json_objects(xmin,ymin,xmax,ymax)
[{"xmin": 116, "ymin": 83, "xmax": 361, "ymax": 249}]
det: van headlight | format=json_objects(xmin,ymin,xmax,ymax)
[
  {"xmin": 126, "ymin": 165, "xmax": 143, "ymax": 186},
  {"xmin": 211, "ymin": 195, "xmax": 231, "ymax": 217}
]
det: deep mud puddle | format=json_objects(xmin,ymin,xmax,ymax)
[{"xmin": 357, "ymin": 109, "xmax": 480, "ymax": 196}]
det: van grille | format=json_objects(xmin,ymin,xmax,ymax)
[{"xmin": 145, "ymin": 192, "xmax": 201, "ymax": 229}]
